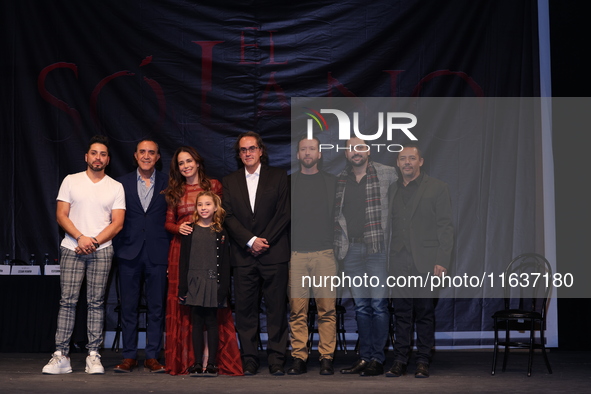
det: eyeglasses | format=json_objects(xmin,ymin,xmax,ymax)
[{"xmin": 239, "ymin": 146, "xmax": 260, "ymax": 154}]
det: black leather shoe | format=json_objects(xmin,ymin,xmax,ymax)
[
  {"xmin": 188, "ymin": 363, "xmax": 203, "ymax": 376},
  {"xmin": 319, "ymin": 358, "xmax": 334, "ymax": 375},
  {"xmin": 415, "ymin": 362, "xmax": 430, "ymax": 378},
  {"xmin": 340, "ymin": 359, "xmax": 368, "ymax": 374},
  {"xmin": 243, "ymin": 361, "xmax": 258, "ymax": 376},
  {"xmin": 287, "ymin": 358, "xmax": 307, "ymax": 375},
  {"xmin": 360, "ymin": 360, "xmax": 384, "ymax": 376},
  {"xmin": 269, "ymin": 364, "xmax": 285, "ymax": 376},
  {"xmin": 203, "ymin": 364, "xmax": 218, "ymax": 377},
  {"xmin": 385, "ymin": 361, "xmax": 407, "ymax": 377}
]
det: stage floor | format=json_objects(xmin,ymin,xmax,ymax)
[{"xmin": 1, "ymin": 349, "xmax": 589, "ymax": 393}]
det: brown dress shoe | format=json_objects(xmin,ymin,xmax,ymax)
[
  {"xmin": 144, "ymin": 358, "xmax": 166, "ymax": 373},
  {"xmin": 114, "ymin": 358, "xmax": 138, "ymax": 373}
]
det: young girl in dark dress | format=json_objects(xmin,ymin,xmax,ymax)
[{"xmin": 178, "ymin": 191, "xmax": 230, "ymax": 377}]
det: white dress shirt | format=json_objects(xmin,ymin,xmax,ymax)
[{"xmin": 245, "ymin": 163, "xmax": 261, "ymax": 247}]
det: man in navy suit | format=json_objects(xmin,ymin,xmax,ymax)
[
  {"xmin": 222, "ymin": 132, "xmax": 290, "ymax": 376},
  {"xmin": 113, "ymin": 139, "xmax": 170, "ymax": 373}
]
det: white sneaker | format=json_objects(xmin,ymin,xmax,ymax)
[
  {"xmin": 85, "ymin": 351, "xmax": 105, "ymax": 374},
  {"xmin": 42, "ymin": 351, "xmax": 72, "ymax": 374}
]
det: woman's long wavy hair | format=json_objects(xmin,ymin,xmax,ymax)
[
  {"xmin": 165, "ymin": 146, "xmax": 212, "ymax": 208},
  {"xmin": 192, "ymin": 191, "xmax": 225, "ymax": 233}
]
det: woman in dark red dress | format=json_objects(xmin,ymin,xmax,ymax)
[{"xmin": 164, "ymin": 146, "xmax": 242, "ymax": 376}]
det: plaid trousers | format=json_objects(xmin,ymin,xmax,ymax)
[{"xmin": 55, "ymin": 246, "xmax": 113, "ymax": 355}]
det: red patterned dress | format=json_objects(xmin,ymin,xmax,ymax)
[{"xmin": 164, "ymin": 181, "xmax": 243, "ymax": 375}]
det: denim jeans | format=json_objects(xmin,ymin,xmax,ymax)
[{"xmin": 342, "ymin": 242, "xmax": 389, "ymax": 363}]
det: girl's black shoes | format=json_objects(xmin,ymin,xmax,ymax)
[
  {"xmin": 188, "ymin": 363, "xmax": 203, "ymax": 376},
  {"xmin": 189, "ymin": 362, "xmax": 218, "ymax": 377},
  {"xmin": 203, "ymin": 363, "xmax": 219, "ymax": 377}
]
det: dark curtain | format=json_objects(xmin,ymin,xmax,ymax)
[{"xmin": 1, "ymin": 0, "xmax": 543, "ymax": 349}]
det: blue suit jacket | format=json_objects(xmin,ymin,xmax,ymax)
[{"xmin": 114, "ymin": 170, "xmax": 171, "ymax": 265}]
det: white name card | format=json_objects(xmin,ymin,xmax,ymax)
[
  {"xmin": 11, "ymin": 265, "xmax": 42, "ymax": 275},
  {"xmin": 0, "ymin": 266, "xmax": 10, "ymax": 275},
  {"xmin": 44, "ymin": 265, "xmax": 61, "ymax": 275}
]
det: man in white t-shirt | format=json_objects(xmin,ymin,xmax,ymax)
[{"xmin": 42, "ymin": 135, "xmax": 126, "ymax": 375}]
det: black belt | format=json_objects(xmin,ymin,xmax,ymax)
[{"xmin": 349, "ymin": 237, "xmax": 364, "ymax": 244}]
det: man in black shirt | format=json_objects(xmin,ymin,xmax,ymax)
[
  {"xmin": 386, "ymin": 144, "xmax": 453, "ymax": 379},
  {"xmin": 288, "ymin": 136, "xmax": 337, "ymax": 375}
]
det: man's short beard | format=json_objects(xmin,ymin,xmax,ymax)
[
  {"xmin": 88, "ymin": 163, "xmax": 105, "ymax": 172},
  {"xmin": 299, "ymin": 158, "xmax": 319, "ymax": 169},
  {"xmin": 349, "ymin": 156, "xmax": 367, "ymax": 167}
]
